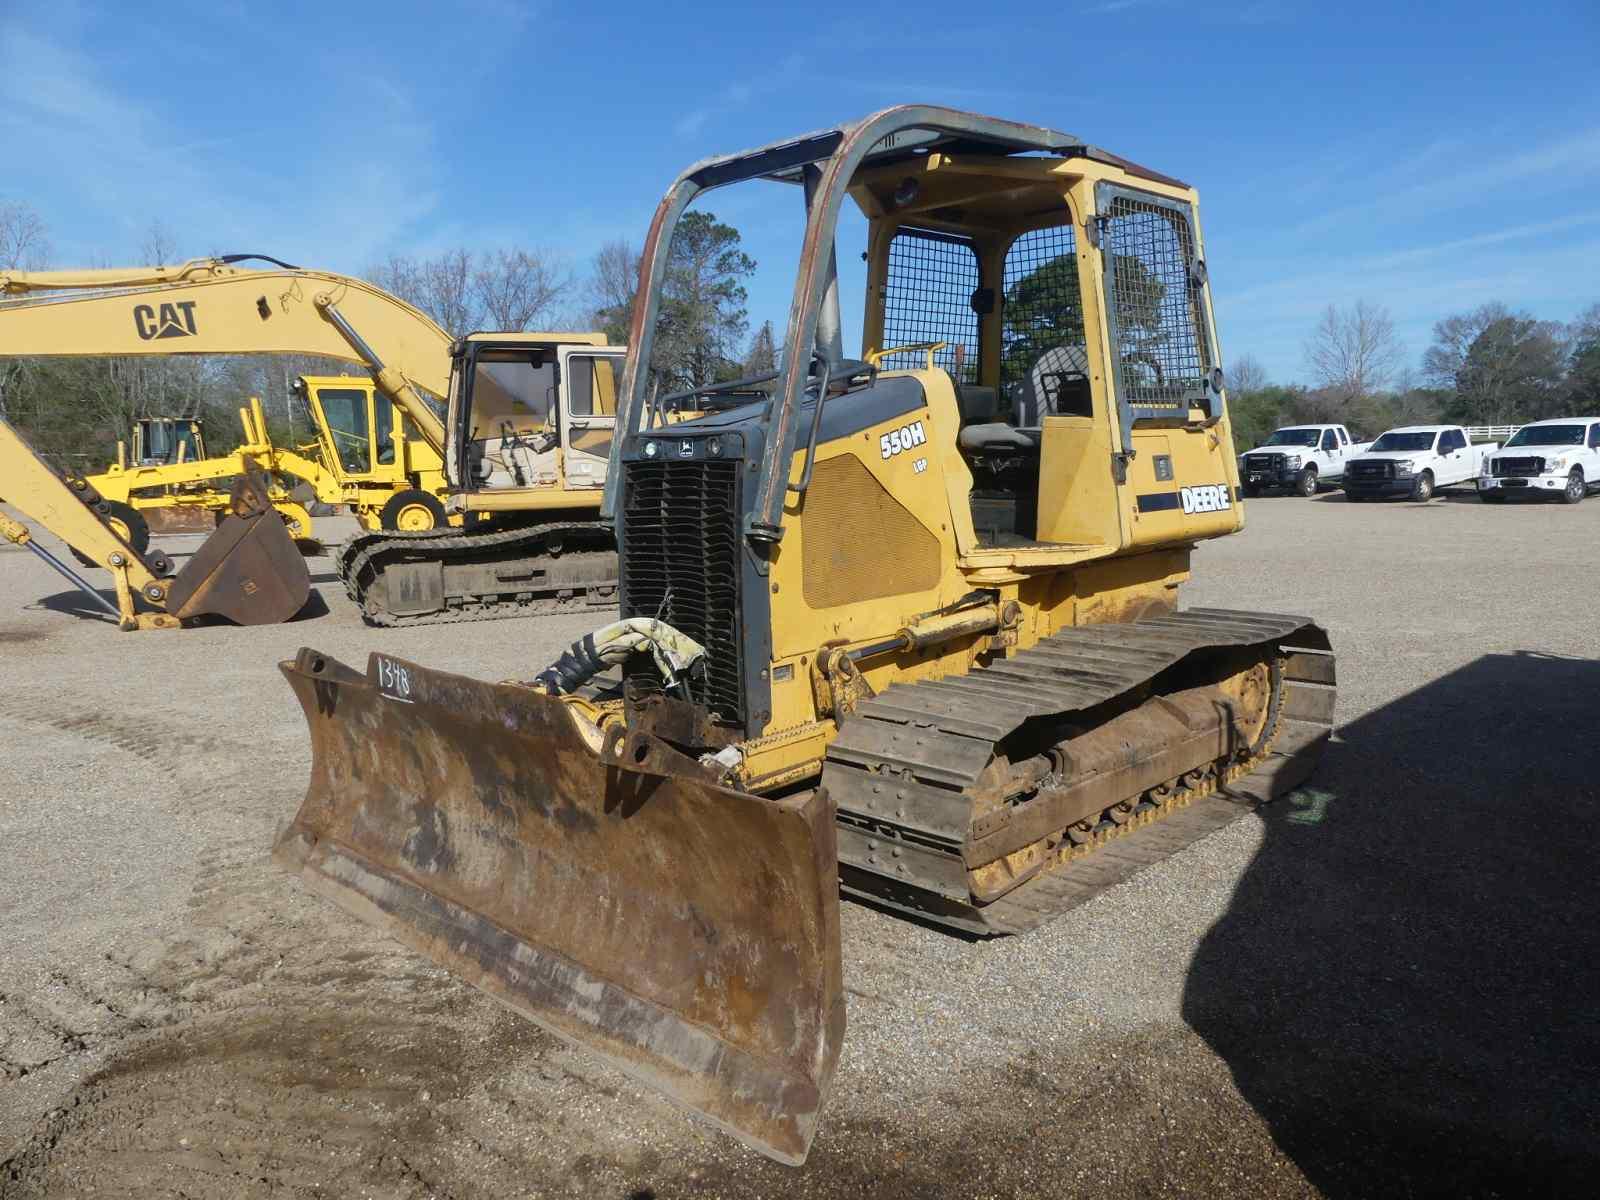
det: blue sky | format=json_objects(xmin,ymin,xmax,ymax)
[{"xmin": 3, "ymin": 0, "xmax": 1597, "ymax": 384}]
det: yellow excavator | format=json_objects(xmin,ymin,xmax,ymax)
[
  {"xmin": 0, "ymin": 259, "xmax": 626, "ymax": 624},
  {"xmin": 274, "ymin": 108, "xmax": 1336, "ymax": 1163}
]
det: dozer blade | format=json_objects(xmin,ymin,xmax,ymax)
[
  {"xmin": 164, "ymin": 470, "xmax": 310, "ymax": 624},
  {"xmin": 273, "ymin": 649, "xmax": 845, "ymax": 1165}
]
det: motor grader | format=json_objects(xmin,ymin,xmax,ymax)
[
  {"xmin": 83, "ymin": 377, "xmax": 457, "ymax": 549},
  {"xmin": 0, "ymin": 260, "xmax": 625, "ymax": 625},
  {"xmin": 274, "ymin": 107, "xmax": 1336, "ymax": 1164}
]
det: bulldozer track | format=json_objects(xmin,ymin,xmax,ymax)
[
  {"xmin": 823, "ymin": 608, "xmax": 1336, "ymax": 935},
  {"xmin": 335, "ymin": 519, "xmax": 619, "ymax": 627}
]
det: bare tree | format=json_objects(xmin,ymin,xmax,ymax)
[
  {"xmin": 0, "ymin": 202, "xmax": 49, "ymax": 270},
  {"xmin": 1422, "ymin": 303, "xmax": 1506, "ymax": 390},
  {"xmin": 473, "ymin": 249, "xmax": 568, "ymax": 331},
  {"xmin": 368, "ymin": 248, "xmax": 572, "ymax": 335},
  {"xmin": 1303, "ymin": 301, "xmax": 1404, "ymax": 406},
  {"xmin": 367, "ymin": 250, "xmax": 474, "ymax": 335},
  {"xmin": 587, "ymin": 240, "xmax": 641, "ymax": 344},
  {"xmin": 1225, "ymin": 353, "xmax": 1268, "ymax": 395},
  {"xmin": 0, "ymin": 203, "xmax": 51, "ymax": 418}
]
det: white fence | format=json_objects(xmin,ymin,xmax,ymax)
[{"xmin": 1465, "ymin": 425, "xmax": 1518, "ymax": 441}]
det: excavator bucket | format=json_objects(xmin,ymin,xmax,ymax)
[
  {"xmin": 273, "ymin": 648, "xmax": 846, "ymax": 1165},
  {"xmin": 164, "ymin": 470, "xmax": 310, "ymax": 624}
]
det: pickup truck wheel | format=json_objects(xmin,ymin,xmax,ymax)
[
  {"xmin": 1411, "ymin": 471, "xmax": 1434, "ymax": 502},
  {"xmin": 1561, "ymin": 468, "xmax": 1585, "ymax": 505},
  {"xmin": 1296, "ymin": 467, "xmax": 1318, "ymax": 497}
]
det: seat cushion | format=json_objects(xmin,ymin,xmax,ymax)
[{"xmin": 958, "ymin": 422, "xmax": 1042, "ymax": 452}]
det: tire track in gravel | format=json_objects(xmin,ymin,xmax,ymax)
[
  {"xmin": 0, "ymin": 695, "xmax": 234, "ymax": 762},
  {"xmin": 0, "ymin": 838, "xmax": 681, "ymax": 1199}
]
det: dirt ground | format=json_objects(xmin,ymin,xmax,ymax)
[{"xmin": 2, "ymin": 488, "xmax": 1597, "ymax": 1199}]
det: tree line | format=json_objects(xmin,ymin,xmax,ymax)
[
  {"xmin": 3, "ymin": 194, "xmax": 1596, "ymax": 467},
  {"xmin": 1226, "ymin": 299, "xmax": 1600, "ymax": 449}
]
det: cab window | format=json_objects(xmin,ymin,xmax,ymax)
[
  {"xmin": 470, "ymin": 349, "xmax": 557, "ymax": 437},
  {"xmin": 319, "ymin": 387, "xmax": 373, "ymax": 472},
  {"xmin": 1589, "ymin": 424, "xmax": 1600, "ymax": 449},
  {"xmin": 375, "ymin": 399, "xmax": 395, "ymax": 465},
  {"xmin": 565, "ymin": 356, "xmax": 618, "ymax": 417},
  {"xmin": 1320, "ymin": 429, "xmax": 1337, "ymax": 452}
]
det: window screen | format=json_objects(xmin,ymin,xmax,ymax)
[
  {"xmin": 1102, "ymin": 194, "xmax": 1212, "ymax": 409},
  {"xmin": 1001, "ymin": 224, "xmax": 1084, "ymax": 390},
  {"xmin": 880, "ymin": 228, "xmax": 979, "ymax": 382}
]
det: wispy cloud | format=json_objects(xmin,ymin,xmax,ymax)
[{"xmin": 0, "ymin": 16, "xmax": 441, "ymax": 268}]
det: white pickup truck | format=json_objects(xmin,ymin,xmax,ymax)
[
  {"xmin": 1237, "ymin": 424, "xmax": 1370, "ymax": 497},
  {"xmin": 1343, "ymin": 425, "xmax": 1499, "ymax": 502},
  {"xmin": 1477, "ymin": 417, "xmax": 1600, "ymax": 504}
]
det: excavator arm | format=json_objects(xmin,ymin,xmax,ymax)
[
  {"xmin": 0, "ymin": 257, "xmax": 452, "ymax": 449},
  {"xmin": 0, "ymin": 418, "xmax": 309, "ymax": 627}
]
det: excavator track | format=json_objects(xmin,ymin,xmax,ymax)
[
  {"xmin": 335, "ymin": 520, "xmax": 619, "ymax": 627},
  {"xmin": 821, "ymin": 608, "xmax": 1335, "ymax": 935}
]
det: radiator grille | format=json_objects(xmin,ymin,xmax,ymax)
[
  {"xmin": 1244, "ymin": 453, "xmax": 1284, "ymax": 471},
  {"xmin": 1348, "ymin": 460, "xmax": 1395, "ymax": 480},
  {"xmin": 802, "ymin": 454, "xmax": 941, "ymax": 609},
  {"xmin": 1493, "ymin": 456, "xmax": 1543, "ymax": 476},
  {"xmin": 621, "ymin": 459, "xmax": 743, "ymax": 724},
  {"xmin": 1102, "ymin": 195, "xmax": 1211, "ymax": 409}
]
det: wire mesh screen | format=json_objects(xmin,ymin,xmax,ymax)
[
  {"xmin": 1000, "ymin": 224, "xmax": 1084, "ymax": 390},
  {"xmin": 880, "ymin": 228, "xmax": 980, "ymax": 382},
  {"xmin": 1103, "ymin": 195, "xmax": 1211, "ymax": 408}
]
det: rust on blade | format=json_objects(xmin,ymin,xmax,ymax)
[
  {"xmin": 164, "ymin": 471, "xmax": 310, "ymax": 624},
  {"xmin": 273, "ymin": 648, "xmax": 845, "ymax": 1165}
]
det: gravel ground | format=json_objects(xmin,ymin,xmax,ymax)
[{"xmin": 1, "ymin": 487, "xmax": 1596, "ymax": 1199}]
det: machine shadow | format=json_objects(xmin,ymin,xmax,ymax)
[
  {"xmin": 31, "ymin": 587, "xmax": 121, "ymax": 623},
  {"xmin": 1184, "ymin": 652, "xmax": 1600, "ymax": 1198}
]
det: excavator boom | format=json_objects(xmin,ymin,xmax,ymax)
[{"xmin": 0, "ymin": 258, "xmax": 452, "ymax": 447}]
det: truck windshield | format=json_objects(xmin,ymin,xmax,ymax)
[
  {"xmin": 1262, "ymin": 429, "xmax": 1320, "ymax": 448},
  {"xmin": 1370, "ymin": 431, "xmax": 1437, "ymax": 453},
  {"xmin": 1504, "ymin": 424, "xmax": 1583, "ymax": 447}
]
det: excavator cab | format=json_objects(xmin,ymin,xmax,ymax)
[
  {"xmin": 445, "ymin": 332, "xmax": 623, "ymax": 495},
  {"xmin": 278, "ymin": 107, "xmax": 1330, "ymax": 1165}
]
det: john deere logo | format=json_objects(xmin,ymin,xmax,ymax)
[{"xmin": 133, "ymin": 301, "xmax": 199, "ymax": 340}]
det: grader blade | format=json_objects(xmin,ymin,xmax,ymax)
[
  {"xmin": 273, "ymin": 649, "xmax": 846, "ymax": 1166},
  {"xmin": 164, "ymin": 470, "xmax": 310, "ymax": 624}
]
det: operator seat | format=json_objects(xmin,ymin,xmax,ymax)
[{"xmin": 957, "ymin": 344, "xmax": 1091, "ymax": 454}]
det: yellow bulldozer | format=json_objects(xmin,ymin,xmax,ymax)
[
  {"xmin": 275, "ymin": 107, "xmax": 1337, "ymax": 1163},
  {"xmin": 0, "ymin": 259, "xmax": 625, "ymax": 626}
]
